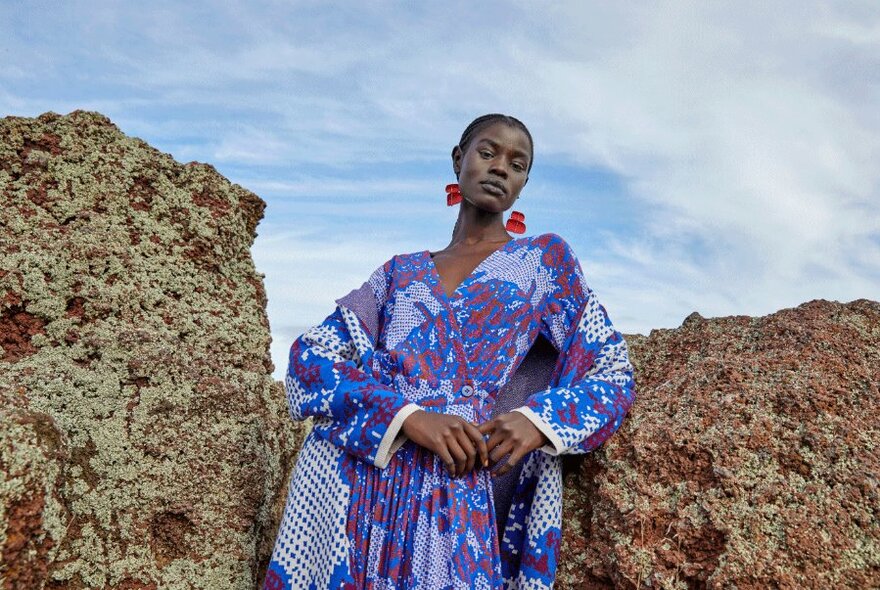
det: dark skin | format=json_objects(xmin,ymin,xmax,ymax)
[{"xmin": 401, "ymin": 122, "xmax": 550, "ymax": 478}]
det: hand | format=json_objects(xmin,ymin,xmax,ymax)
[
  {"xmin": 477, "ymin": 412, "xmax": 550, "ymax": 477},
  {"xmin": 402, "ymin": 410, "xmax": 489, "ymax": 477}
]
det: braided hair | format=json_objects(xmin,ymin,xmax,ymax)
[{"xmin": 457, "ymin": 113, "xmax": 534, "ymax": 176}]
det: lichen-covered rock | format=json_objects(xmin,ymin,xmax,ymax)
[
  {"xmin": 557, "ymin": 299, "xmax": 880, "ymax": 589},
  {"xmin": 0, "ymin": 111, "xmax": 304, "ymax": 589},
  {"xmin": 0, "ymin": 409, "xmax": 68, "ymax": 589}
]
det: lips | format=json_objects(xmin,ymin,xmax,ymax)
[{"xmin": 480, "ymin": 180, "xmax": 506, "ymax": 195}]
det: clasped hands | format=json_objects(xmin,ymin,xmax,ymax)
[{"xmin": 401, "ymin": 410, "xmax": 549, "ymax": 478}]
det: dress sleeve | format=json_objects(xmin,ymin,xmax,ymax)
[
  {"xmin": 511, "ymin": 235, "xmax": 636, "ymax": 455},
  {"xmin": 285, "ymin": 261, "xmax": 423, "ymax": 469}
]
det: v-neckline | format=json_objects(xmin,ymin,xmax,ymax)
[{"xmin": 424, "ymin": 237, "xmax": 523, "ymax": 300}]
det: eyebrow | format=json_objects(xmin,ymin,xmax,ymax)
[{"xmin": 477, "ymin": 138, "xmax": 530, "ymax": 160}]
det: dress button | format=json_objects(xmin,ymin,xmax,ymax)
[{"xmin": 462, "ymin": 385, "xmax": 474, "ymax": 397}]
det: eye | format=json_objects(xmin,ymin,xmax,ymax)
[
  {"xmin": 512, "ymin": 162, "xmax": 526, "ymax": 172},
  {"xmin": 479, "ymin": 150, "xmax": 493, "ymax": 159}
]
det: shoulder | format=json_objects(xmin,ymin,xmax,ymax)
[
  {"xmin": 369, "ymin": 249, "xmax": 425, "ymax": 278},
  {"xmin": 530, "ymin": 232, "xmax": 575, "ymax": 252},
  {"xmin": 337, "ymin": 250, "xmax": 424, "ymax": 316},
  {"xmin": 530, "ymin": 233, "xmax": 590, "ymax": 304},
  {"xmin": 365, "ymin": 249, "xmax": 425, "ymax": 296},
  {"xmin": 366, "ymin": 256, "xmax": 395, "ymax": 295},
  {"xmin": 529, "ymin": 232, "xmax": 581, "ymax": 269}
]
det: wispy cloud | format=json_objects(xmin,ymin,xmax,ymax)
[{"xmin": 2, "ymin": 1, "xmax": 878, "ymax": 379}]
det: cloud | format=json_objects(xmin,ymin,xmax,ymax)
[
  {"xmin": 522, "ymin": 2, "xmax": 880, "ymax": 315},
  {"xmin": 1, "ymin": 1, "xmax": 878, "ymax": 380},
  {"xmin": 253, "ymin": 229, "xmax": 410, "ymax": 378}
]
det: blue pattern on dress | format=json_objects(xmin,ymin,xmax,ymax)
[{"xmin": 264, "ymin": 233, "xmax": 635, "ymax": 589}]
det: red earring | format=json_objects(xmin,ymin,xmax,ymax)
[
  {"xmin": 505, "ymin": 210, "xmax": 526, "ymax": 234},
  {"xmin": 446, "ymin": 183, "xmax": 462, "ymax": 206}
]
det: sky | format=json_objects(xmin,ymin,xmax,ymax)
[{"xmin": 2, "ymin": 1, "xmax": 878, "ymax": 379}]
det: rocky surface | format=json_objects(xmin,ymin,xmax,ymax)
[
  {"xmin": 2, "ymin": 110, "xmax": 877, "ymax": 590},
  {"xmin": 0, "ymin": 111, "xmax": 303, "ymax": 589},
  {"xmin": 557, "ymin": 299, "xmax": 880, "ymax": 589}
]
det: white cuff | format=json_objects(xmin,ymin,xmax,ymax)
[
  {"xmin": 511, "ymin": 406, "xmax": 567, "ymax": 456},
  {"xmin": 374, "ymin": 403, "xmax": 423, "ymax": 469}
]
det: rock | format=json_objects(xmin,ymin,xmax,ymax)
[
  {"xmin": 4, "ymin": 110, "xmax": 877, "ymax": 589},
  {"xmin": 0, "ymin": 409, "xmax": 68, "ymax": 589},
  {"xmin": 0, "ymin": 111, "xmax": 305, "ymax": 589},
  {"xmin": 681, "ymin": 311, "xmax": 704, "ymax": 328},
  {"xmin": 557, "ymin": 299, "xmax": 880, "ymax": 589}
]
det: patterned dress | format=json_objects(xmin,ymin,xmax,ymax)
[{"xmin": 264, "ymin": 233, "xmax": 635, "ymax": 589}]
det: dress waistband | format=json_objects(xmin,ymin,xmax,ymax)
[{"xmin": 393, "ymin": 375, "xmax": 496, "ymax": 409}]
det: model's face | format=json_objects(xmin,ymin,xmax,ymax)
[{"xmin": 453, "ymin": 123, "xmax": 531, "ymax": 213}]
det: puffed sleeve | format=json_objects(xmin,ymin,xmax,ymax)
[
  {"xmin": 285, "ymin": 260, "xmax": 423, "ymax": 468},
  {"xmin": 511, "ymin": 234, "xmax": 635, "ymax": 455}
]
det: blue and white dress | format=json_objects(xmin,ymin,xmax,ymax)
[{"xmin": 264, "ymin": 233, "xmax": 635, "ymax": 589}]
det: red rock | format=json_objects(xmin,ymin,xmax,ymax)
[{"xmin": 557, "ymin": 299, "xmax": 880, "ymax": 589}]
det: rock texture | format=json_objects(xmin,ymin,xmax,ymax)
[
  {"xmin": 0, "ymin": 111, "xmax": 303, "ymax": 589},
  {"xmin": 557, "ymin": 299, "xmax": 880, "ymax": 589},
  {"xmin": 3, "ymin": 111, "xmax": 877, "ymax": 590}
]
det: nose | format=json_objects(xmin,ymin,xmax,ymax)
[{"xmin": 488, "ymin": 158, "xmax": 509, "ymax": 178}]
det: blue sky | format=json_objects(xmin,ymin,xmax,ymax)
[{"xmin": 2, "ymin": 1, "xmax": 879, "ymax": 379}]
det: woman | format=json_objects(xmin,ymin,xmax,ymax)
[{"xmin": 264, "ymin": 114, "xmax": 636, "ymax": 589}]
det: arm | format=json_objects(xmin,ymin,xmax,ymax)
[
  {"xmin": 285, "ymin": 262, "xmax": 422, "ymax": 469},
  {"xmin": 511, "ymin": 235, "xmax": 635, "ymax": 455}
]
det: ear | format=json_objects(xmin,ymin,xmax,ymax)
[{"xmin": 451, "ymin": 145, "xmax": 463, "ymax": 177}]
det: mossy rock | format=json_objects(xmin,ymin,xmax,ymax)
[{"xmin": 0, "ymin": 111, "xmax": 304, "ymax": 589}]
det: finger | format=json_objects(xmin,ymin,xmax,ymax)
[
  {"xmin": 434, "ymin": 441, "xmax": 455, "ymax": 474},
  {"xmin": 445, "ymin": 435, "xmax": 467, "ymax": 477},
  {"xmin": 464, "ymin": 422, "xmax": 489, "ymax": 468},
  {"xmin": 485, "ymin": 429, "xmax": 509, "ymax": 456},
  {"xmin": 492, "ymin": 447, "xmax": 523, "ymax": 477},
  {"xmin": 437, "ymin": 447, "xmax": 456, "ymax": 476},
  {"xmin": 455, "ymin": 429, "xmax": 477, "ymax": 474},
  {"xmin": 495, "ymin": 446, "xmax": 526, "ymax": 477},
  {"xmin": 493, "ymin": 456, "xmax": 512, "ymax": 477},
  {"xmin": 485, "ymin": 434, "xmax": 502, "ymax": 458},
  {"xmin": 489, "ymin": 439, "xmax": 514, "ymax": 466},
  {"xmin": 489, "ymin": 416, "xmax": 524, "ymax": 452},
  {"xmin": 477, "ymin": 419, "xmax": 495, "ymax": 436},
  {"xmin": 484, "ymin": 421, "xmax": 506, "ymax": 452}
]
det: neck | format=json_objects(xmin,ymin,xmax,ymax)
[{"xmin": 449, "ymin": 206, "xmax": 511, "ymax": 247}]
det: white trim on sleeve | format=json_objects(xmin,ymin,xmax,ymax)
[{"xmin": 374, "ymin": 403, "xmax": 423, "ymax": 469}]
